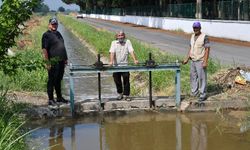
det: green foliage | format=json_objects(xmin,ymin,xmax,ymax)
[
  {"xmin": 0, "ymin": 14, "xmax": 49, "ymax": 148},
  {"xmin": 0, "ymin": 115, "xmax": 27, "ymax": 150},
  {"xmin": 0, "ymin": 0, "xmax": 39, "ymax": 74},
  {"xmin": 0, "ymin": 14, "xmax": 50, "ymax": 91},
  {"xmin": 0, "ymin": 50, "xmax": 44, "ymax": 75},
  {"xmin": 33, "ymin": 1, "xmax": 50, "ymax": 13},
  {"xmin": 0, "ymin": 86, "xmax": 27, "ymax": 150},
  {"xmin": 62, "ymin": 0, "xmax": 149, "ymax": 10},
  {"xmin": 0, "ymin": 50, "xmax": 47, "ymax": 91},
  {"xmin": 58, "ymin": 6, "xmax": 66, "ymax": 12}
]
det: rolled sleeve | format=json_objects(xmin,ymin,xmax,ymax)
[
  {"xmin": 126, "ymin": 40, "xmax": 134, "ymax": 53},
  {"xmin": 109, "ymin": 41, "xmax": 116, "ymax": 53},
  {"xmin": 204, "ymin": 35, "xmax": 210, "ymax": 48}
]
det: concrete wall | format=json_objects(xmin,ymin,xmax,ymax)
[{"xmin": 82, "ymin": 14, "xmax": 250, "ymax": 42}]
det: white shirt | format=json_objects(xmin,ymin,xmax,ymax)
[{"xmin": 109, "ymin": 39, "xmax": 134, "ymax": 66}]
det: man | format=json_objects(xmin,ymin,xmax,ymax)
[
  {"xmin": 182, "ymin": 21, "xmax": 210, "ymax": 102},
  {"xmin": 42, "ymin": 18, "xmax": 68, "ymax": 106},
  {"xmin": 109, "ymin": 31, "xmax": 139, "ymax": 101}
]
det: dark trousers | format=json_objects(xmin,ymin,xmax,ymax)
[
  {"xmin": 47, "ymin": 61, "xmax": 65, "ymax": 100},
  {"xmin": 113, "ymin": 72, "xmax": 130, "ymax": 96}
]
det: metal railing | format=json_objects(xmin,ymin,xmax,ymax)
[{"xmin": 68, "ymin": 53, "xmax": 181, "ymax": 116}]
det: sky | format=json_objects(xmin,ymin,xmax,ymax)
[
  {"xmin": 0, "ymin": 0, "xmax": 80, "ymax": 11},
  {"xmin": 43, "ymin": 0, "xmax": 80, "ymax": 11}
]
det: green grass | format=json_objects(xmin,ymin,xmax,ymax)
[
  {"xmin": 0, "ymin": 15, "xmax": 50, "ymax": 92},
  {"xmin": 58, "ymin": 14, "xmax": 222, "ymax": 96},
  {"xmin": 0, "ymin": 86, "xmax": 28, "ymax": 150}
]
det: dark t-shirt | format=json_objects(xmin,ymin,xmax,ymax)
[{"xmin": 42, "ymin": 30, "xmax": 67, "ymax": 61}]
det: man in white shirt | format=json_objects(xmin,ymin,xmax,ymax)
[{"xmin": 109, "ymin": 31, "xmax": 139, "ymax": 100}]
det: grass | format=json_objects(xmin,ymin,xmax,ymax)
[
  {"xmin": 0, "ymin": 15, "xmax": 49, "ymax": 92},
  {"xmin": 58, "ymin": 14, "xmax": 222, "ymax": 96},
  {"xmin": 0, "ymin": 86, "xmax": 28, "ymax": 150}
]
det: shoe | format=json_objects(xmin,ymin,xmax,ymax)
[
  {"xmin": 191, "ymin": 92, "xmax": 199, "ymax": 97},
  {"xmin": 124, "ymin": 95, "xmax": 131, "ymax": 101},
  {"xmin": 116, "ymin": 94, "xmax": 123, "ymax": 100},
  {"xmin": 198, "ymin": 97, "xmax": 207, "ymax": 102},
  {"xmin": 57, "ymin": 97, "xmax": 69, "ymax": 104},
  {"xmin": 48, "ymin": 100, "xmax": 57, "ymax": 107}
]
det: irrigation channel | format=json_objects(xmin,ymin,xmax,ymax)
[
  {"xmin": 61, "ymin": 23, "xmax": 116, "ymax": 100},
  {"xmin": 26, "ymin": 23, "xmax": 250, "ymax": 150}
]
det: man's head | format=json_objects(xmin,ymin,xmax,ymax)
[
  {"xmin": 116, "ymin": 30, "xmax": 126, "ymax": 43},
  {"xmin": 192, "ymin": 21, "xmax": 201, "ymax": 35},
  {"xmin": 49, "ymin": 18, "xmax": 58, "ymax": 31}
]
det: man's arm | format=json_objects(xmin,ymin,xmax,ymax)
[
  {"xmin": 109, "ymin": 52, "xmax": 115, "ymax": 65},
  {"xmin": 41, "ymin": 33, "xmax": 50, "ymax": 70},
  {"xmin": 203, "ymin": 47, "xmax": 210, "ymax": 68},
  {"xmin": 130, "ymin": 51, "xmax": 139, "ymax": 64},
  {"xmin": 182, "ymin": 47, "xmax": 191, "ymax": 65},
  {"xmin": 42, "ymin": 48, "xmax": 48, "ymax": 60},
  {"xmin": 42, "ymin": 48, "xmax": 51, "ymax": 70},
  {"xmin": 109, "ymin": 41, "xmax": 115, "ymax": 65},
  {"xmin": 127, "ymin": 40, "xmax": 138, "ymax": 64},
  {"xmin": 203, "ymin": 35, "xmax": 210, "ymax": 68}
]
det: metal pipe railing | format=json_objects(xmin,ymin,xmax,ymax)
[{"xmin": 69, "ymin": 53, "xmax": 181, "ymax": 116}]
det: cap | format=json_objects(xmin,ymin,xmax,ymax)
[
  {"xmin": 193, "ymin": 21, "xmax": 201, "ymax": 28},
  {"xmin": 49, "ymin": 18, "xmax": 58, "ymax": 24}
]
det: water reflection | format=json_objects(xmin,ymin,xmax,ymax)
[
  {"xmin": 49, "ymin": 127, "xmax": 65, "ymax": 150},
  {"xmin": 28, "ymin": 113, "xmax": 250, "ymax": 150},
  {"xmin": 191, "ymin": 122, "xmax": 207, "ymax": 150}
]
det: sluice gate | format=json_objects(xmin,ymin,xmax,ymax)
[{"xmin": 69, "ymin": 53, "xmax": 181, "ymax": 116}]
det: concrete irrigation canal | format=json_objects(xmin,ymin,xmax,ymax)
[{"xmin": 23, "ymin": 18, "xmax": 250, "ymax": 150}]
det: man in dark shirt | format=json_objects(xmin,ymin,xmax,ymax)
[{"xmin": 42, "ymin": 18, "xmax": 68, "ymax": 106}]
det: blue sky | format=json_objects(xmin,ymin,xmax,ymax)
[{"xmin": 44, "ymin": 0, "xmax": 80, "ymax": 11}]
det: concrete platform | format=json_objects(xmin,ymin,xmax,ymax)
[{"xmin": 23, "ymin": 97, "xmax": 250, "ymax": 119}]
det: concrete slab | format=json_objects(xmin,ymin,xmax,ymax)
[{"xmin": 23, "ymin": 97, "xmax": 250, "ymax": 119}]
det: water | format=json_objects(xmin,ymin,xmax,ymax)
[{"xmin": 26, "ymin": 112, "xmax": 250, "ymax": 150}]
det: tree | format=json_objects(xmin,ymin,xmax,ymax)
[
  {"xmin": 34, "ymin": 0, "xmax": 50, "ymax": 13},
  {"xmin": 58, "ymin": 6, "xmax": 66, "ymax": 12},
  {"xmin": 0, "ymin": 0, "xmax": 39, "ymax": 74}
]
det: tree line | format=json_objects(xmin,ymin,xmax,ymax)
[
  {"xmin": 62, "ymin": 0, "xmax": 197, "ymax": 11},
  {"xmin": 61, "ymin": 0, "xmax": 248, "ymax": 11},
  {"xmin": 62, "ymin": 0, "xmax": 249, "ymax": 20}
]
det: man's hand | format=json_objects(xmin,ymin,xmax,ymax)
[
  {"xmin": 182, "ymin": 58, "xmax": 189, "ymax": 65},
  {"xmin": 64, "ymin": 60, "xmax": 68, "ymax": 65},
  {"xmin": 203, "ymin": 61, "xmax": 208, "ymax": 68},
  {"xmin": 64, "ymin": 60, "xmax": 68, "ymax": 68},
  {"xmin": 45, "ymin": 64, "xmax": 51, "ymax": 70},
  {"xmin": 109, "ymin": 61, "xmax": 113, "ymax": 66},
  {"xmin": 134, "ymin": 60, "xmax": 139, "ymax": 64}
]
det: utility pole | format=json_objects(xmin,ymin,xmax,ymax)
[
  {"xmin": 196, "ymin": 0, "xmax": 202, "ymax": 19},
  {"xmin": 238, "ymin": 0, "xmax": 242, "ymax": 20},
  {"xmin": 243, "ymin": 0, "xmax": 249, "ymax": 20}
]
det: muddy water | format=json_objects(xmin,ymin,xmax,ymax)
[
  {"xmin": 27, "ymin": 112, "xmax": 250, "ymax": 150},
  {"xmin": 57, "ymin": 23, "xmax": 116, "ymax": 100}
]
